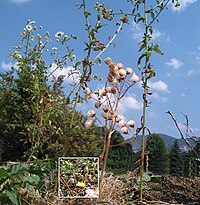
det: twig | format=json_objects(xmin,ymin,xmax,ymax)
[
  {"xmin": 166, "ymin": 111, "xmax": 199, "ymax": 158},
  {"xmin": 60, "ymin": 175, "xmax": 74, "ymax": 197}
]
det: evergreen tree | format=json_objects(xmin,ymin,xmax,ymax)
[
  {"xmin": 169, "ymin": 139, "xmax": 183, "ymax": 176},
  {"xmin": 106, "ymin": 131, "xmax": 135, "ymax": 175},
  {"xmin": 146, "ymin": 133, "xmax": 168, "ymax": 174},
  {"xmin": 183, "ymin": 143, "xmax": 200, "ymax": 178}
]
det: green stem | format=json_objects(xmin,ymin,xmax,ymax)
[
  {"xmin": 70, "ymin": 0, "xmax": 92, "ymax": 128},
  {"xmin": 139, "ymin": 0, "xmax": 148, "ymax": 202}
]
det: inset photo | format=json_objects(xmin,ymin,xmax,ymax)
[{"xmin": 58, "ymin": 157, "xmax": 99, "ymax": 198}]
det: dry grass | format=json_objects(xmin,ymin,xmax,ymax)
[{"xmin": 19, "ymin": 173, "xmax": 200, "ymax": 205}]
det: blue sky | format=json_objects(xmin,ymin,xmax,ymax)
[{"xmin": 0, "ymin": 0, "xmax": 200, "ymax": 139}]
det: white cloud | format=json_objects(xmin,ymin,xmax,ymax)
[
  {"xmin": 10, "ymin": 0, "xmax": 32, "ymax": 4},
  {"xmin": 181, "ymin": 93, "xmax": 186, "ymax": 97},
  {"xmin": 48, "ymin": 63, "xmax": 80, "ymax": 84},
  {"xmin": 132, "ymin": 22, "xmax": 165, "ymax": 42},
  {"xmin": 118, "ymin": 95, "xmax": 142, "ymax": 114},
  {"xmin": 148, "ymin": 80, "xmax": 170, "ymax": 93},
  {"xmin": 187, "ymin": 69, "xmax": 200, "ymax": 76},
  {"xmin": 148, "ymin": 112, "xmax": 158, "ymax": 119},
  {"xmin": 1, "ymin": 61, "xmax": 18, "ymax": 71},
  {"xmin": 166, "ymin": 58, "xmax": 184, "ymax": 69},
  {"xmin": 170, "ymin": 0, "xmax": 197, "ymax": 12},
  {"xmin": 150, "ymin": 93, "xmax": 168, "ymax": 103}
]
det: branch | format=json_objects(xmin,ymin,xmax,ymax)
[{"xmin": 166, "ymin": 111, "xmax": 199, "ymax": 158}]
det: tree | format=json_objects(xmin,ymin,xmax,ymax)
[
  {"xmin": 106, "ymin": 131, "xmax": 135, "ymax": 175},
  {"xmin": 169, "ymin": 139, "xmax": 183, "ymax": 176},
  {"xmin": 0, "ymin": 22, "xmax": 101, "ymax": 162},
  {"xmin": 146, "ymin": 133, "xmax": 168, "ymax": 174}
]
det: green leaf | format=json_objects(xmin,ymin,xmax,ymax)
[
  {"xmin": 75, "ymin": 62, "xmax": 81, "ymax": 68},
  {"xmin": 0, "ymin": 168, "xmax": 9, "ymax": 178},
  {"xmin": 137, "ymin": 53, "xmax": 146, "ymax": 69},
  {"xmin": 84, "ymin": 11, "xmax": 91, "ymax": 18},
  {"xmin": 146, "ymin": 51, "xmax": 151, "ymax": 61},
  {"xmin": 97, "ymin": 14, "xmax": 101, "ymax": 21},
  {"xmin": 142, "ymin": 173, "xmax": 151, "ymax": 182},
  {"xmin": 5, "ymin": 191, "xmax": 19, "ymax": 205},
  {"xmin": 71, "ymin": 34, "xmax": 78, "ymax": 39},
  {"xmin": 152, "ymin": 46, "xmax": 163, "ymax": 55},
  {"xmin": 151, "ymin": 176, "xmax": 162, "ymax": 183}
]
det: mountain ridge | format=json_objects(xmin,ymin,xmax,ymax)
[{"xmin": 126, "ymin": 133, "xmax": 198, "ymax": 152}]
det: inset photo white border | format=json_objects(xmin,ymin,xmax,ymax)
[{"xmin": 58, "ymin": 157, "xmax": 99, "ymax": 198}]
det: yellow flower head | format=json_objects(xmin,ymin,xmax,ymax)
[{"xmin": 76, "ymin": 181, "xmax": 86, "ymax": 188}]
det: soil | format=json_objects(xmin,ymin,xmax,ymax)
[{"xmin": 143, "ymin": 175, "xmax": 200, "ymax": 205}]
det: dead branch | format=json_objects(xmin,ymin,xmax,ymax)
[{"xmin": 166, "ymin": 111, "xmax": 199, "ymax": 158}]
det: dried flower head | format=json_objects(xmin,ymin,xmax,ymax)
[
  {"xmin": 85, "ymin": 94, "xmax": 91, "ymax": 100},
  {"xmin": 116, "ymin": 114, "xmax": 125, "ymax": 122},
  {"xmin": 111, "ymin": 87, "xmax": 117, "ymax": 94},
  {"xmin": 127, "ymin": 120, "xmax": 135, "ymax": 128},
  {"xmin": 95, "ymin": 101, "xmax": 101, "ymax": 109},
  {"xmin": 106, "ymin": 87, "xmax": 112, "ymax": 93},
  {"xmin": 101, "ymin": 111, "xmax": 108, "ymax": 119},
  {"xmin": 108, "ymin": 62, "xmax": 116, "ymax": 69},
  {"xmin": 118, "ymin": 69, "xmax": 126, "ymax": 76},
  {"xmin": 87, "ymin": 110, "xmax": 96, "ymax": 118},
  {"xmin": 99, "ymin": 88, "xmax": 106, "ymax": 97},
  {"xmin": 104, "ymin": 57, "xmax": 112, "ymax": 65},
  {"xmin": 117, "ymin": 63, "xmax": 123, "ymax": 69},
  {"xmin": 121, "ymin": 127, "xmax": 128, "ymax": 134},
  {"xmin": 126, "ymin": 67, "xmax": 133, "ymax": 74},
  {"xmin": 111, "ymin": 78, "xmax": 120, "ymax": 86},
  {"xmin": 130, "ymin": 73, "xmax": 140, "ymax": 83},
  {"xmin": 103, "ymin": 105, "xmax": 109, "ymax": 113},
  {"xmin": 85, "ymin": 87, "xmax": 92, "ymax": 95},
  {"xmin": 85, "ymin": 119, "xmax": 93, "ymax": 128},
  {"xmin": 118, "ymin": 120, "xmax": 126, "ymax": 127},
  {"xmin": 110, "ymin": 66, "xmax": 119, "ymax": 76}
]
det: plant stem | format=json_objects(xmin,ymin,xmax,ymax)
[{"xmin": 139, "ymin": 0, "xmax": 148, "ymax": 202}]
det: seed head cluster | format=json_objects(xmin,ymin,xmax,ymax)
[{"xmin": 85, "ymin": 57, "xmax": 139, "ymax": 136}]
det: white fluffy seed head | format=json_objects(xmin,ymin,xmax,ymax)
[
  {"xmin": 116, "ymin": 114, "xmax": 125, "ymax": 122},
  {"xmin": 119, "ymin": 69, "xmax": 126, "ymax": 76},
  {"xmin": 117, "ymin": 63, "xmax": 123, "ymax": 69},
  {"xmin": 130, "ymin": 73, "xmax": 140, "ymax": 83},
  {"xmin": 127, "ymin": 120, "xmax": 135, "ymax": 128},
  {"xmin": 121, "ymin": 127, "xmax": 128, "ymax": 134},
  {"xmin": 126, "ymin": 67, "xmax": 133, "ymax": 74},
  {"xmin": 118, "ymin": 120, "xmax": 126, "ymax": 127}
]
